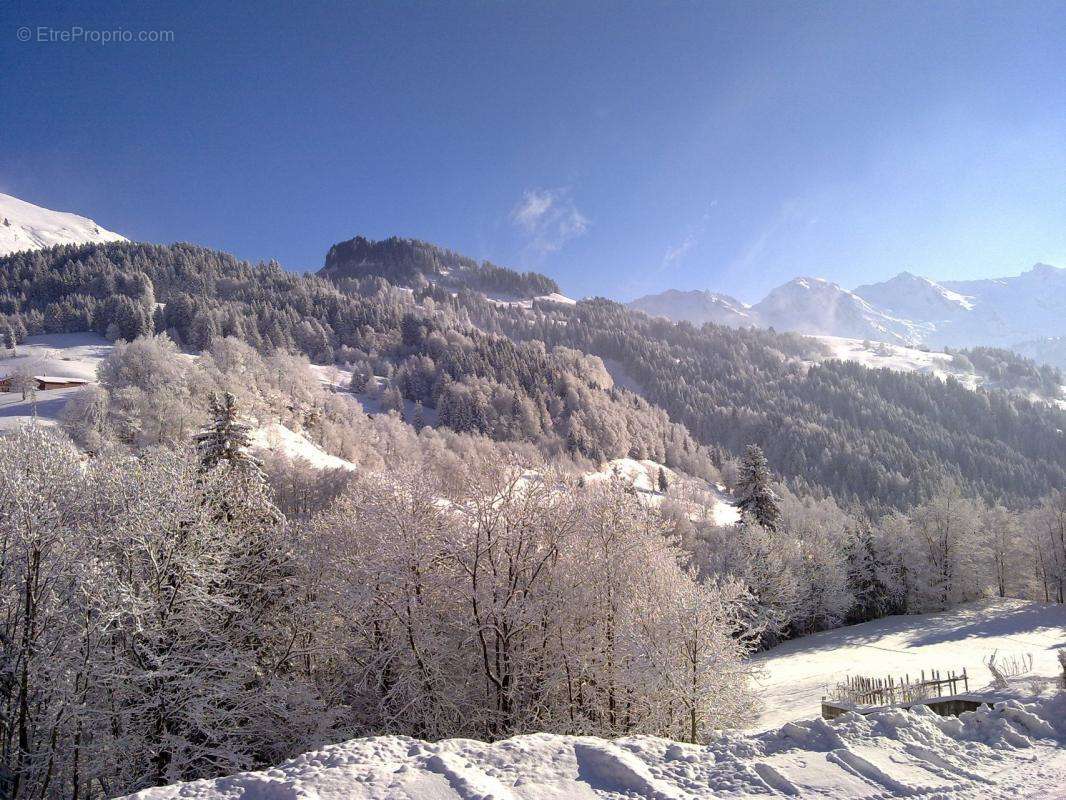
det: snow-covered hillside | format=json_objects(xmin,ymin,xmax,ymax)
[
  {"xmin": 249, "ymin": 422, "xmax": 357, "ymax": 471},
  {"xmin": 487, "ymin": 291, "xmax": 578, "ymax": 309},
  {"xmin": 585, "ymin": 457, "xmax": 739, "ymax": 526},
  {"xmin": 809, "ymin": 336, "xmax": 979, "ymax": 387},
  {"xmin": 809, "ymin": 336, "xmax": 1066, "ymax": 408},
  {"xmin": 0, "ymin": 192, "xmax": 126, "ymax": 256},
  {"xmin": 629, "ymin": 288, "xmax": 753, "ymax": 327}
]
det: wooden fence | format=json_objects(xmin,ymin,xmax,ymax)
[{"xmin": 826, "ymin": 668, "xmax": 969, "ymax": 708}]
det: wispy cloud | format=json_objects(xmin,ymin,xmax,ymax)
[
  {"xmin": 658, "ymin": 201, "xmax": 717, "ymax": 273},
  {"xmin": 727, "ymin": 199, "xmax": 812, "ymax": 277},
  {"xmin": 510, "ymin": 188, "xmax": 589, "ymax": 254}
]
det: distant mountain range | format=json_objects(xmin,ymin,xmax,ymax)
[
  {"xmin": 630, "ymin": 265, "xmax": 1066, "ymax": 361},
  {"xmin": 0, "ymin": 192, "xmax": 126, "ymax": 257}
]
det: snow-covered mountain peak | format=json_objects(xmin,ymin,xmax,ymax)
[
  {"xmin": 0, "ymin": 192, "xmax": 127, "ymax": 257},
  {"xmin": 855, "ymin": 271, "xmax": 975, "ymax": 318},
  {"xmin": 629, "ymin": 288, "xmax": 753, "ymax": 327},
  {"xmin": 751, "ymin": 275, "xmax": 926, "ymax": 343}
]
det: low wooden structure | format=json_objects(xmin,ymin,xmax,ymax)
[
  {"xmin": 822, "ymin": 694, "xmax": 987, "ymax": 720},
  {"xmin": 821, "ymin": 667, "xmax": 986, "ymax": 720},
  {"xmin": 0, "ymin": 375, "xmax": 89, "ymax": 392}
]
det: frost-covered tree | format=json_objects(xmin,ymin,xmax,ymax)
[
  {"xmin": 980, "ymin": 503, "xmax": 1025, "ymax": 599},
  {"xmin": 195, "ymin": 391, "xmax": 259, "ymax": 473},
  {"xmin": 845, "ymin": 522, "xmax": 893, "ymax": 623},
  {"xmin": 1028, "ymin": 490, "xmax": 1066, "ymax": 603},
  {"xmin": 734, "ymin": 444, "xmax": 780, "ymax": 531},
  {"xmin": 634, "ymin": 576, "xmax": 757, "ymax": 742},
  {"xmin": 60, "ymin": 383, "xmax": 110, "ymax": 451},
  {"xmin": 8, "ymin": 363, "xmax": 36, "ymax": 402}
]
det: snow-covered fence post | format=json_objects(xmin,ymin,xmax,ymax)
[{"xmin": 1058, "ymin": 649, "xmax": 1066, "ymax": 687}]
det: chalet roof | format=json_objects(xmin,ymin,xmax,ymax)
[
  {"xmin": 35, "ymin": 376, "xmax": 90, "ymax": 383},
  {"xmin": 0, "ymin": 373, "xmax": 90, "ymax": 384}
]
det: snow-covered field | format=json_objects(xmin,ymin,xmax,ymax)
[
  {"xmin": 809, "ymin": 335, "xmax": 1066, "ymax": 407},
  {"xmin": 809, "ymin": 335, "xmax": 980, "ymax": 390},
  {"xmin": 486, "ymin": 292, "xmax": 577, "ymax": 309},
  {"xmin": 750, "ymin": 599, "xmax": 1065, "ymax": 731},
  {"xmin": 0, "ymin": 332, "xmax": 113, "ymax": 430}
]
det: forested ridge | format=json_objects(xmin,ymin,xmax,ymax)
[
  {"xmin": 322, "ymin": 234, "xmax": 561, "ymax": 298},
  {"xmin": 0, "ymin": 238, "xmax": 1063, "ymax": 513}
]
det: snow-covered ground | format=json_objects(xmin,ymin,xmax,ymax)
[
  {"xmin": 0, "ymin": 332, "xmax": 114, "ymax": 430},
  {"xmin": 119, "ymin": 680, "xmax": 1066, "ymax": 799},
  {"xmin": 249, "ymin": 422, "xmax": 357, "ymax": 471},
  {"xmin": 0, "ymin": 331, "xmax": 113, "ymax": 382},
  {"xmin": 808, "ymin": 335, "xmax": 981, "ymax": 390},
  {"xmin": 808, "ymin": 335, "xmax": 1066, "ymax": 408},
  {"xmin": 749, "ymin": 599, "xmax": 1066, "ymax": 731},
  {"xmin": 118, "ymin": 600, "xmax": 1066, "ymax": 799},
  {"xmin": 584, "ymin": 457, "xmax": 739, "ymax": 526},
  {"xmin": 486, "ymin": 292, "xmax": 577, "ymax": 309},
  {"xmin": 0, "ymin": 192, "xmax": 126, "ymax": 256}
]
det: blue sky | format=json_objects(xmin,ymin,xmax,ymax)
[{"xmin": 3, "ymin": 1, "xmax": 1066, "ymax": 301}]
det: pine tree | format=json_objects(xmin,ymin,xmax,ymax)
[
  {"xmin": 349, "ymin": 362, "xmax": 371, "ymax": 393},
  {"xmin": 845, "ymin": 523, "xmax": 890, "ymax": 623},
  {"xmin": 413, "ymin": 400, "xmax": 426, "ymax": 433},
  {"xmin": 194, "ymin": 392, "xmax": 260, "ymax": 474},
  {"xmin": 735, "ymin": 444, "xmax": 780, "ymax": 531},
  {"xmin": 658, "ymin": 466, "xmax": 669, "ymax": 493}
]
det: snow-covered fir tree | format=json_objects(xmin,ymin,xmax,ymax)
[
  {"xmin": 734, "ymin": 444, "xmax": 780, "ymax": 531},
  {"xmin": 195, "ymin": 391, "xmax": 260, "ymax": 473}
]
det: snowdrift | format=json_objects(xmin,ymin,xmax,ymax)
[{"xmin": 118, "ymin": 687, "xmax": 1066, "ymax": 799}]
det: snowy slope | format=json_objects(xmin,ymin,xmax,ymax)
[
  {"xmin": 0, "ymin": 192, "xmax": 126, "ymax": 256},
  {"xmin": 119, "ymin": 683, "xmax": 1066, "ymax": 799},
  {"xmin": 749, "ymin": 599, "xmax": 1066, "ymax": 731},
  {"xmin": 809, "ymin": 335, "xmax": 981, "ymax": 390},
  {"xmin": 808, "ymin": 335, "xmax": 1066, "ymax": 408},
  {"xmin": 486, "ymin": 291, "xmax": 578, "ymax": 309},
  {"xmin": 249, "ymin": 422, "xmax": 357, "ymax": 471},
  {"xmin": 585, "ymin": 457, "xmax": 739, "ymax": 526}
]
